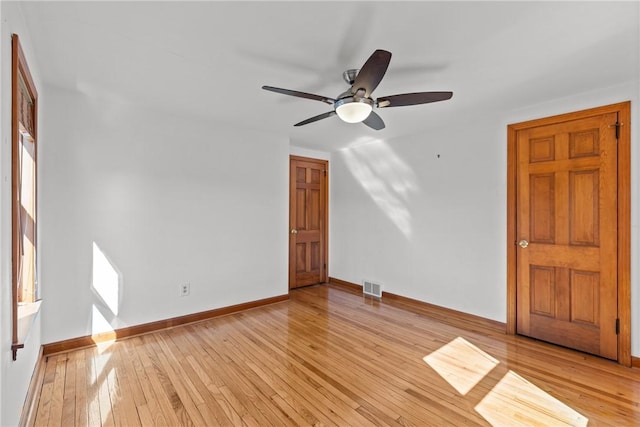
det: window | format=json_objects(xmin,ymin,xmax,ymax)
[{"xmin": 12, "ymin": 34, "xmax": 39, "ymax": 361}]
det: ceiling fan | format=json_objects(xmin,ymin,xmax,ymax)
[{"xmin": 262, "ymin": 49, "xmax": 453, "ymax": 131}]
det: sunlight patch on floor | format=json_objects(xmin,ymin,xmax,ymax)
[
  {"xmin": 475, "ymin": 370, "xmax": 588, "ymax": 427},
  {"xmin": 423, "ymin": 336, "xmax": 499, "ymax": 395},
  {"xmin": 425, "ymin": 337, "xmax": 588, "ymax": 426}
]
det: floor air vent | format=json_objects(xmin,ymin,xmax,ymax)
[{"xmin": 363, "ymin": 281, "xmax": 382, "ymax": 298}]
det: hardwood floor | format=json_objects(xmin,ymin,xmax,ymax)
[{"xmin": 30, "ymin": 283, "xmax": 640, "ymax": 426}]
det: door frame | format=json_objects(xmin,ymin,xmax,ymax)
[
  {"xmin": 289, "ymin": 155, "xmax": 329, "ymax": 289},
  {"xmin": 506, "ymin": 101, "xmax": 631, "ymax": 366}
]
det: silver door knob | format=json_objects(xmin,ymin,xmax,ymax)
[
  {"xmin": 519, "ymin": 239, "xmax": 529, "ymax": 248},
  {"xmin": 291, "ymin": 229, "xmax": 298, "ymax": 234}
]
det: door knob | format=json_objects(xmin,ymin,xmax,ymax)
[
  {"xmin": 519, "ymin": 239, "xmax": 529, "ymax": 248},
  {"xmin": 291, "ymin": 229, "xmax": 298, "ymax": 234}
]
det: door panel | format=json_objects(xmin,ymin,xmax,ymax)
[
  {"xmin": 570, "ymin": 270, "xmax": 599, "ymax": 325},
  {"xmin": 529, "ymin": 173, "xmax": 554, "ymax": 243},
  {"xmin": 515, "ymin": 112, "xmax": 618, "ymax": 360},
  {"xmin": 569, "ymin": 170, "xmax": 599, "ymax": 245},
  {"xmin": 529, "ymin": 265, "xmax": 554, "ymax": 317},
  {"xmin": 289, "ymin": 157, "xmax": 328, "ymax": 289}
]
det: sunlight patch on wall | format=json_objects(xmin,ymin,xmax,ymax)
[
  {"xmin": 475, "ymin": 370, "xmax": 588, "ymax": 426},
  {"xmin": 423, "ymin": 336, "xmax": 499, "ymax": 395},
  {"xmin": 91, "ymin": 242, "xmax": 122, "ymax": 352},
  {"xmin": 92, "ymin": 242, "xmax": 120, "ymax": 315},
  {"xmin": 340, "ymin": 137, "xmax": 418, "ymax": 238},
  {"xmin": 91, "ymin": 305, "xmax": 114, "ymax": 336}
]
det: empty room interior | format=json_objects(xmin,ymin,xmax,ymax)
[{"xmin": 1, "ymin": 1, "xmax": 640, "ymax": 426}]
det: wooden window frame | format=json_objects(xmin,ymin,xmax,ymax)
[{"xmin": 11, "ymin": 34, "xmax": 39, "ymax": 361}]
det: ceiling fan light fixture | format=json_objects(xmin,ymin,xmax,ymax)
[{"xmin": 335, "ymin": 97, "xmax": 373, "ymax": 123}]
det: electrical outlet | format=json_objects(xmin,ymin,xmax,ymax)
[{"xmin": 179, "ymin": 283, "xmax": 190, "ymax": 297}]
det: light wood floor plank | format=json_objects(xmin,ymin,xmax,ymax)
[
  {"xmin": 108, "ymin": 339, "xmax": 142, "ymax": 427},
  {"xmin": 73, "ymin": 349, "xmax": 88, "ymax": 427},
  {"xmin": 256, "ymin": 303, "xmax": 481, "ymax": 426},
  {"xmin": 92, "ymin": 349, "xmax": 115, "ymax": 427},
  {"xmin": 32, "ymin": 284, "xmax": 640, "ymax": 426},
  {"xmin": 131, "ymin": 336, "xmax": 183, "ymax": 426},
  {"xmin": 144, "ymin": 332, "xmax": 206, "ymax": 426},
  {"xmin": 33, "ymin": 353, "xmax": 59, "ymax": 427},
  {"xmin": 162, "ymin": 330, "xmax": 235, "ymax": 426},
  {"xmin": 193, "ymin": 324, "xmax": 297, "ymax": 426},
  {"xmin": 179, "ymin": 329, "xmax": 250, "ymax": 424},
  {"xmin": 84, "ymin": 349, "xmax": 101, "ymax": 427},
  {"xmin": 46, "ymin": 355, "xmax": 68, "ymax": 426},
  {"xmin": 220, "ymin": 317, "xmax": 366, "ymax": 426},
  {"xmin": 61, "ymin": 351, "xmax": 77, "ymax": 427},
  {"xmin": 232, "ymin": 309, "xmax": 399, "ymax": 425}
]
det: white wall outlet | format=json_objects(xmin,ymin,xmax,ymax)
[{"xmin": 179, "ymin": 283, "xmax": 190, "ymax": 297}]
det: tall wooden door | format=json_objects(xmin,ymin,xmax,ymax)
[
  {"xmin": 514, "ymin": 109, "xmax": 621, "ymax": 360},
  {"xmin": 289, "ymin": 156, "xmax": 328, "ymax": 289}
]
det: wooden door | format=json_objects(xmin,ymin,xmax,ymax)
[
  {"xmin": 289, "ymin": 156, "xmax": 328, "ymax": 289},
  {"xmin": 515, "ymin": 110, "xmax": 620, "ymax": 360}
]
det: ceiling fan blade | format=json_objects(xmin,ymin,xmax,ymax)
[
  {"xmin": 351, "ymin": 49, "xmax": 392, "ymax": 97},
  {"xmin": 262, "ymin": 86, "xmax": 335, "ymax": 105},
  {"xmin": 362, "ymin": 111, "xmax": 385, "ymax": 131},
  {"xmin": 377, "ymin": 91, "xmax": 453, "ymax": 108},
  {"xmin": 294, "ymin": 111, "xmax": 337, "ymax": 127}
]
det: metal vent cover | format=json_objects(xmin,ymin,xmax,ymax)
[{"xmin": 363, "ymin": 280, "xmax": 382, "ymax": 298}]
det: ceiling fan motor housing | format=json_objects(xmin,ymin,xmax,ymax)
[{"xmin": 342, "ymin": 69, "xmax": 360, "ymax": 85}]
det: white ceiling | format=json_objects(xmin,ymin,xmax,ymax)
[{"xmin": 20, "ymin": 1, "xmax": 640, "ymax": 151}]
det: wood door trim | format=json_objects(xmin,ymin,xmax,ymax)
[
  {"xmin": 617, "ymin": 102, "xmax": 632, "ymax": 366},
  {"xmin": 506, "ymin": 101, "xmax": 631, "ymax": 366},
  {"xmin": 289, "ymin": 155, "xmax": 329, "ymax": 288}
]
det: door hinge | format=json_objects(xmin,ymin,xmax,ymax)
[
  {"xmin": 324, "ymin": 170, "xmax": 327, "ymax": 177},
  {"xmin": 324, "ymin": 263, "xmax": 326, "ymax": 270},
  {"xmin": 608, "ymin": 122, "xmax": 622, "ymax": 140},
  {"xmin": 615, "ymin": 318, "xmax": 620, "ymax": 335}
]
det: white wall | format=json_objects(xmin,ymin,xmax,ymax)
[
  {"xmin": 0, "ymin": 3, "xmax": 44, "ymax": 426},
  {"xmin": 40, "ymin": 85, "xmax": 289, "ymax": 345},
  {"xmin": 330, "ymin": 112, "xmax": 507, "ymax": 320},
  {"xmin": 329, "ymin": 80, "xmax": 640, "ymax": 356}
]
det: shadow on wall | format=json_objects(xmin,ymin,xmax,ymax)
[
  {"xmin": 339, "ymin": 137, "xmax": 418, "ymax": 239},
  {"xmin": 91, "ymin": 242, "xmax": 122, "ymax": 350}
]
